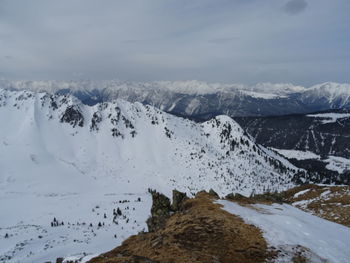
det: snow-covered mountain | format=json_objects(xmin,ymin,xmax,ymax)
[
  {"xmin": 2, "ymin": 79, "xmax": 350, "ymax": 118},
  {"xmin": 301, "ymin": 82, "xmax": 350, "ymax": 109},
  {"xmin": 235, "ymin": 108, "xmax": 350, "ymax": 158},
  {"xmin": 234, "ymin": 108, "xmax": 350, "ymax": 185},
  {"xmin": 0, "ymin": 87, "xmax": 301, "ymax": 196},
  {"xmin": 0, "ymin": 88, "xmax": 304, "ymax": 262}
]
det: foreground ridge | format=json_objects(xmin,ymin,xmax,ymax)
[
  {"xmin": 88, "ymin": 191, "xmax": 270, "ymax": 263},
  {"xmin": 88, "ymin": 188, "xmax": 350, "ymax": 263}
]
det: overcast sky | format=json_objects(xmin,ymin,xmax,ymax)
[{"xmin": 0, "ymin": 0, "xmax": 349, "ymax": 85}]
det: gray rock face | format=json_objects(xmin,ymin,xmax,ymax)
[
  {"xmin": 208, "ymin": 189, "xmax": 219, "ymax": 198},
  {"xmin": 60, "ymin": 105, "xmax": 84, "ymax": 127},
  {"xmin": 171, "ymin": 190, "xmax": 189, "ymax": 212},
  {"xmin": 146, "ymin": 190, "xmax": 189, "ymax": 232},
  {"xmin": 146, "ymin": 191, "xmax": 172, "ymax": 232}
]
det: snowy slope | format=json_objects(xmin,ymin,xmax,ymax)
[
  {"xmin": 0, "ymin": 88, "xmax": 302, "ymax": 262},
  {"xmin": 0, "ymin": 88, "xmax": 301, "ymax": 196},
  {"xmin": 219, "ymin": 200, "xmax": 350, "ymax": 263}
]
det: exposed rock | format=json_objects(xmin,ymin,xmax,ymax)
[
  {"xmin": 146, "ymin": 191, "xmax": 171, "ymax": 232},
  {"xmin": 56, "ymin": 258, "xmax": 64, "ymax": 263},
  {"xmin": 90, "ymin": 112, "xmax": 102, "ymax": 131},
  {"xmin": 60, "ymin": 106, "xmax": 84, "ymax": 127},
  {"xmin": 208, "ymin": 189, "xmax": 219, "ymax": 199},
  {"xmin": 171, "ymin": 189, "xmax": 188, "ymax": 212},
  {"xmin": 88, "ymin": 192, "xmax": 269, "ymax": 263},
  {"xmin": 225, "ymin": 193, "xmax": 248, "ymax": 202}
]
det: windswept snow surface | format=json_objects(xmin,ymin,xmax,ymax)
[
  {"xmin": 218, "ymin": 200, "xmax": 350, "ymax": 263},
  {"xmin": 0, "ymin": 88, "xmax": 301, "ymax": 262}
]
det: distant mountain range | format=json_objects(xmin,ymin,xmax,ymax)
[
  {"xmin": 235, "ymin": 108, "xmax": 350, "ymax": 159},
  {"xmin": 1, "ymin": 80, "xmax": 350, "ymax": 118},
  {"xmin": 234, "ymin": 109, "xmax": 350, "ymax": 183}
]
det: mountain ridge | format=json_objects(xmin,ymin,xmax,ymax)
[
  {"xmin": 1, "ymin": 80, "xmax": 350, "ymax": 118},
  {"xmin": 0, "ymin": 87, "xmax": 303, "ymax": 197}
]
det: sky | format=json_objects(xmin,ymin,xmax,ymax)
[{"xmin": 0, "ymin": 0, "xmax": 349, "ymax": 86}]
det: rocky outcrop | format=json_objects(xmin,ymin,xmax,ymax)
[
  {"xmin": 60, "ymin": 105, "xmax": 84, "ymax": 127},
  {"xmin": 146, "ymin": 190, "xmax": 189, "ymax": 232},
  {"xmin": 146, "ymin": 191, "xmax": 172, "ymax": 232},
  {"xmin": 208, "ymin": 189, "xmax": 219, "ymax": 198},
  {"xmin": 171, "ymin": 190, "xmax": 189, "ymax": 212},
  {"xmin": 88, "ymin": 192, "xmax": 269, "ymax": 263}
]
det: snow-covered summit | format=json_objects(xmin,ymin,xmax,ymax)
[
  {"xmin": 0, "ymin": 87, "xmax": 304, "ymax": 197},
  {"xmin": 302, "ymin": 82, "xmax": 350, "ymax": 107},
  {"xmin": 0, "ymin": 87, "xmax": 308, "ymax": 262},
  {"xmin": 2, "ymin": 79, "xmax": 349, "ymax": 118},
  {"xmin": 0, "ymin": 79, "xmax": 301, "ymax": 96}
]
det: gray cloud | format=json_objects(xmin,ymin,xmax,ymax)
[
  {"xmin": 284, "ymin": 0, "xmax": 308, "ymax": 15},
  {"xmin": 0, "ymin": 0, "xmax": 348, "ymax": 86},
  {"xmin": 208, "ymin": 37, "xmax": 237, "ymax": 44}
]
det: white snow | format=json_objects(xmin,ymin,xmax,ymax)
[
  {"xmin": 306, "ymin": 82, "xmax": 350, "ymax": 107},
  {"xmin": 240, "ymin": 90, "xmax": 285, "ymax": 99},
  {"xmin": 218, "ymin": 200, "xmax": 350, "ymax": 263},
  {"xmin": 0, "ymin": 79, "xmax": 306, "ymax": 96},
  {"xmin": 273, "ymin": 149, "xmax": 350, "ymax": 174},
  {"xmin": 324, "ymin": 156, "xmax": 350, "ymax": 173},
  {"xmin": 307, "ymin": 113, "xmax": 350, "ymax": 124},
  {"xmin": 293, "ymin": 189, "xmax": 311, "ymax": 198},
  {"xmin": 273, "ymin": 148, "xmax": 320, "ymax": 160},
  {"xmin": 0, "ymin": 88, "xmax": 300, "ymax": 262},
  {"xmin": 0, "ymin": 79, "xmax": 311, "ymax": 99}
]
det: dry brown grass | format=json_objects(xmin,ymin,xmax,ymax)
[
  {"xmin": 88, "ymin": 192, "xmax": 270, "ymax": 263},
  {"xmin": 283, "ymin": 185, "xmax": 350, "ymax": 227},
  {"xmin": 87, "ymin": 186, "xmax": 350, "ymax": 263}
]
